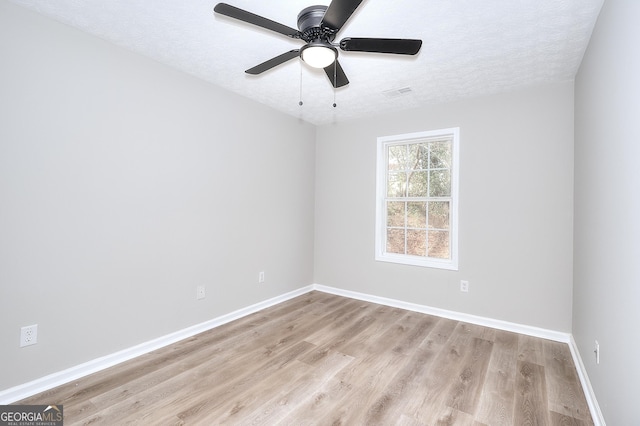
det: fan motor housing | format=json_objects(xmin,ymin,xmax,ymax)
[
  {"xmin": 297, "ymin": 5, "xmax": 326, "ymax": 31},
  {"xmin": 297, "ymin": 5, "xmax": 335, "ymax": 42}
]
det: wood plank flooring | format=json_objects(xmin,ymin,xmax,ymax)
[{"xmin": 19, "ymin": 291, "xmax": 593, "ymax": 425}]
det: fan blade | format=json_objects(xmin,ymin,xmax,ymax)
[
  {"xmin": 340, "ymin": 38, "xmax": 422, "ymax": 55},
  {"xmin": 324, "ymin": 60, "xmax": 349, "ymax": 88},
  {"xmin": 245, "ymin": 50, "xmax": 300, "ymax": 75},
  {"xmin": 321, "ymin": 0, "xmax": 365, "ymax": 32},
  {"xmin": 214, "ymin": 3, "xmax": 301, "ymax": 38}
]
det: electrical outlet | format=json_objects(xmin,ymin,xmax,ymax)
[
  {"xmin": 594, "ymin": 340, "xmax": 600, "ymax": 364},
  {"xmin": 196, "ymin": 285, "xmax": 205, "ymax": 300},
  {"xmin": 460, "ymin": 280, "xmax": 469, "ymax": 292},
  {"xmin": 20, "ymin": 324, "xmax": 38, "ymax": 347},
  {"xmin": 258, "ymin": 271, "xmax": 265, "ymax": 283}
]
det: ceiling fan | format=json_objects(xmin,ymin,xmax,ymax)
[{"xmin": 214, "ymin": 0, "xmax": 422, "ymax": 88}]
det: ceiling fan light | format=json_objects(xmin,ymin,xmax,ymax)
[{"xmin": 301, "ymin": 45, "xmax": 337, "ymax": 68}]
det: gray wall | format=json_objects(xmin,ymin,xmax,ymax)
[
  {"xmin": 0, "ymin": 1, "xmax": 316, "ymax": 390},
  {"xmin": 315, "ymin": 82, "xmax": 575, "ymax": 332},
  {"xmin": 573, "ymin": 0, "xmax": 640, "ymax": 424}
]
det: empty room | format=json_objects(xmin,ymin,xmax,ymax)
[{"xmin": 1, "ymin": 0, "xmax": 638, "ymax": 424}]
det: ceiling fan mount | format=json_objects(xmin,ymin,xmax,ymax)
[{"xmin": 214, "ymin": 0, "xmax": 422, "ymax": 88}]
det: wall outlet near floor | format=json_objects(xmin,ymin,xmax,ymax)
[
  {"xmin": 258, "ymin": 271, "xmax": 265, "ymax": 284},
  {"xmin": 20, "ymin": 324, "xmax": 38, "ymax": 347},
  {"xmin": 460, "ymin": 280, "xmax": 469, "ymax": 292},
  {"xmin": 196, "ymin": 285, "xmax": 206, "ymax": 300},
  {"xmin": 594, "ymin": 340, "xmax": 600, "ymax": 364}
]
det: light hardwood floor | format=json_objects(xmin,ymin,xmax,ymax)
[{"xmin": 20, "ymin": 291, "xmax": 593, "ymax": 425}]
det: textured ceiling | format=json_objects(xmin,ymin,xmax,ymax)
[{"xmin": 9, "ymin": 0, "xmax": 603, "ymax": 125}]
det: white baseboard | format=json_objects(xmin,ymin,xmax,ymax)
[
  {"xmin": 313, "ymin": 284, "xmax": 571, "ymax": 343},
  {"xmin": 0, "ymin": 285, "xmax": 314, "ymax": 404},
  {"xmin": 1, "ymin": 282, "xmax": 604, "ymax": 426},
  {"xmin": 568, "ymin": 335, "xmax": 606, "ymax": 426}
]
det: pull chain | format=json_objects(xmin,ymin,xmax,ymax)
[
  {"xmin": 299, "ymin": 62, "xmax": 339, "ymax": 108},
  {"xmin": 299, "ymin": 65, "xmax": 303, "ymax": 106},
  {"xmin": 333, "ymin": 61, "xmax": 337, "ymax": 108}
]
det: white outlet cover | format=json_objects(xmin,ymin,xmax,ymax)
[
  {"xmin": 196, "ymin": 285, "xmax": 205, "ymax": 300},
  {"xmin": 20, "ymin": 324, "xmax": 38, "ymax": 347}
]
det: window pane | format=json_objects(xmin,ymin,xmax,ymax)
[
  {"xmin": 387, "ymin": 228, "xmax": 405, "ymax": 254},
  {"xmin": 417, "ymin": 143, "xmax": 429, "ymax": 170},
  {"xmin": 387, "ymin": 172, "xmax": 406, "ymax": 197},
  {"xmin": 428, "ymin": 231, "xmax": 450, "ymax": 259},
  {"xmin": 407, "ymin": 144, "xmax": 420, "ymax": 170},
  {"xmin": 387, "ymin": 201, "xmax": 405, "ymax": 227},
  {"xmin": 429, "ymin": 141, "xmax": 451, "ymax": 169},
  {"xmin": 407, "ymin": 143, "xmax": 429, "ymax": 170},
  {"xmin": 428, "ymin": 201, "xmax": 449, "ymax": 229},
  {"xmin": 407, "ymin": 229, "xmax": 426, "ymax": 256},
  {"xmin": 408, "ymin": 171, "xmax": 428, "ymax": 197},
  {"xmin": 388, "ymin": 145, "xmax": 407, "ymax": 171},
  {"xmin": 407, "ymin": 201, "xmax": 427, "ymax": 228},
  {"xmin": 429, "ymin": 170, "xmax": 451, "ymax": 197}
]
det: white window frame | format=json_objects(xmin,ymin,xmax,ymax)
[{"xmin": 375, "ymin": 128, "xmax": 459, "ymax": 270}]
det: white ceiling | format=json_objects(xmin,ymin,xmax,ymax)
[{"xmin": 9, "ymin": 0, "xmax": 603, "ymax": 126}]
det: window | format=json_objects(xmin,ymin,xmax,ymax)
[{"xmin": 375, "ymin": 128, "xmax": 459, "ymax": 270}]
